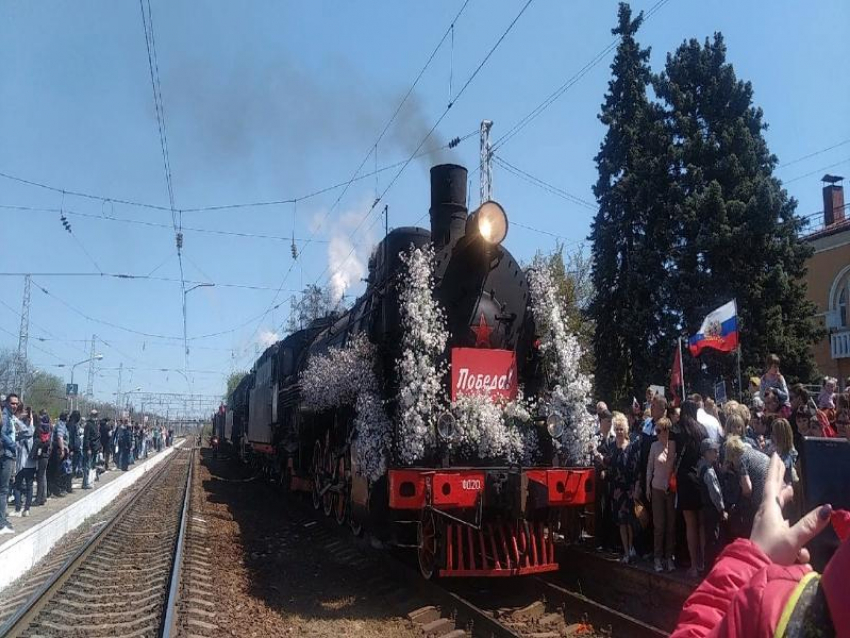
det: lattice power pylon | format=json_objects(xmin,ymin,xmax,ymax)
[
  {"xmin": 480, "ymin": 119, "xmax": 493, "ymax": 205},
  {"xmin": 85, "ymin": 334, "xmax": 97, "ymax": 398},
  {"xmin": 13, "ymin": 275, "xmax": 31, "ymax": 395}
]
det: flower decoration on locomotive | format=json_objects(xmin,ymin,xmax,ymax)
[
  {"xmin": 299, "ymin": 335, "xmax": 392, "ymax": 482},
  {"xmin": 526, "ymin": 255, "xmax": 595, "ymax": 466}
]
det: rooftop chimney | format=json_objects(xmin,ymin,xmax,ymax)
[
  {"xmin": 823, "ymin": 174, "xmax": 845, "ymax": 227},
  {"xmin": 429, "ymin": 164, "xmax": 468, "ymax": 249}
]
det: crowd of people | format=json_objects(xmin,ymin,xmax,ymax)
[
  {"xmin": 591, "ymin": 354, "xmax": 849, "ymax": 580},
  {"xmin": 0, "ymin": 393, "xmax": 175, "ymax": 536}
]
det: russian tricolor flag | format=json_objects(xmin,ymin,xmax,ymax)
[{"xmin": 688, "ymin": 300, "xmax": 739, "ymax": 356}]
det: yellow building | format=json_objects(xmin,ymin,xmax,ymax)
[{"xmin": 803, "ymin": 175, "xmax": 850, "ymax": 387}]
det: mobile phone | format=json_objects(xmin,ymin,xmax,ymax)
[{"xmin": 800, "ymin": 436, "xmax": 850, "ymax": 571}]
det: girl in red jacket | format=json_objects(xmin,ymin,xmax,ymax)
[{"xmin": 672, "ymin": 454, "xmax": 848, "ymax": 637}]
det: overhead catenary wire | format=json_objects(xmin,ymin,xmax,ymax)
[
  {"xmin": 491, "ymin": 0, "xmax": 672, "ymax": 153},
  {"xmin": 783, "ymin": 157, "xmax": 850, "ymax": 185},
  {"xmin": 298, "ymin": 0, "xmax": 537, "ymax": 328},
  {"xmin": 494, "ymin": 155, "xmax": 597, "ymax": 210},
  {"xmin": 234, "ymin": 0, "xmax": 478, "ymax": 353},
  {"xmin": 777, "ymin": 138, "xmax": 850, "ymax": 170}
]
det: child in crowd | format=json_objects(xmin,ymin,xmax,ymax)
[
  {"xmin": 818, "ymin": 376, "xmax": 837, "ymax": 410},
  {"xmin": 698, "ymin": 438, "xmax": 725, "ymax": 569}
]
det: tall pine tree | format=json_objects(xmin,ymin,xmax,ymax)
[
  {"xmin": 589, "ymin": 3, "xmax": 676, "ymax": 406},
  {"xmin": 656, "ymin": 34, "xmax": 822, "ymax": 384}
]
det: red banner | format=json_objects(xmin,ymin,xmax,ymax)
[{"xmin": 451, "ymin": 348, "xmax": 518, "ymax": 401}]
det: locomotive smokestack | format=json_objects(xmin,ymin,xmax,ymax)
[{"xmin": 429, "ymin": 164, "xmax": 468, "ymax": 249}]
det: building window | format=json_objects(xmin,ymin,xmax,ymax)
[{"xmin": 831, "ymin": 267, "xmax": 850, "ymax": 329}]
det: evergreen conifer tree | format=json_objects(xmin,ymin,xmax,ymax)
[
  {"xmin": 656, "ymin": 34, "xmax": 822, "ymax": 384},
  {"xmin": 589, "ymin": 3, "xmax": 675, "ymax": 405}
]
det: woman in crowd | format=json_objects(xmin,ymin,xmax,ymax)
[
  {"xmin": 33, "ymin": 413, "xmax": 51, "ymax": 506},
  {"xmin": 768, "ymin": 418, "xmax": 798, "ymax": 482},
  {"xmin": 676, "ymin": 400, "xmax": 708, "ymax": 577},
  {"xmin": 12, "ymin": 405, "xmax": 35, "ymax": 518},
  {"xmin": 671, "ymin": 454, "xmax": 847, "ymax": 638},
  {"xmin": 592, "ymin": 409, "xmax": 617, "ymax": 551},
  {"xmin": 724, "ymin": 413, "xmax": 756, "ymax": 449},
  {"xmin": 724, "ymin": 435, "xmax": 770, "ymax": 538},
  {"xmin": 607, "ymin": 411, "xmax": 639, "ymax": 563},
  {"xmin": 646, "ymin": 416, "xmax": 676, "ymax": 572}
]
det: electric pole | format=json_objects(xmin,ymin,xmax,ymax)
[
  {"xmin": 116, "ymin": 362, "xmax": 123, "ymax": 417},
  {"xmin": 85, "ymin": 334, "xmax": 97, "ymax": 398},
  {"xmin": 13, "ymin": 275, "xmax": 31, "ymax": 395},
  {"xmin": 479, "ymin": 120, "xmax": 493, "ymax": 205}
]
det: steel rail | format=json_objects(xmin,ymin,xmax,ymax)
[
  {"xmin": 161, "ymin": 444, "xmax": 196, "ymax": 637},
  {"xmin": 0, "ymin": 449, "xmax": 187, "ymax": 637}
]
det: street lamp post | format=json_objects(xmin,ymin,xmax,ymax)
[{"xmin": 62, "ymin": 354, "xmax": 104, "ymax": 411}]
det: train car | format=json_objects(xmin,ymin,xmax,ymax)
[{"xmin": 231, "ymin": 164, "xmax": 595, "ymax": 579}]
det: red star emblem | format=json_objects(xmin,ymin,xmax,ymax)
[{"xmin": 471, "ymin": 312, "xmax": 493, "ymax": 347}]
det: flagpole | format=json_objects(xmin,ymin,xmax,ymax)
[
  {"xmin": 678, "ymin": 336, "xmax": 686, "ymax": 400},
  {"xmin": 734, "ymin": 299, "xmax": 743, "ymax": 401}
]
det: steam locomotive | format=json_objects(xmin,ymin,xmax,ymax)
[{"xmin": 213, "ymin": 164, "xmax": 594, "ymax": 578}]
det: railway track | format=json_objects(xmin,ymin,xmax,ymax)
[
  {"xmin": 285, "ymin": 487, "xmax": 668, "ymax": 638},
  {"xmin": 0, "ymin": 446, "xmax": 197, "ymax": 638}
]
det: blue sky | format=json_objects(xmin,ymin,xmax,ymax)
[{"xmin": 1, "ymin": 1, "xmax": 848, "ymax": 412}]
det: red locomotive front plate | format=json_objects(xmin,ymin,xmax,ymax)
[{"xmin": 450, "ymin": 347, "xmax": 518, "ymax": 401}]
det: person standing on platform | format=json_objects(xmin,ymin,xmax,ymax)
[
  {"xmin": 82, "ymin": 410, "xmax": 101, "ymax": 489},
  {"xmin": 99, "ymin": 418, "xmax": 112, "ymax": 471},
  {"xmin": 118, "ymin": 419, "xmax": 132, "ymax": 471},
  {"xmin": 67, "ymin": 410, "xmax": 82, "ymax": 482},
  {"xmin": 676, "ymin": 400, "xmax": 709, "ymax": 578},
  {"xmin": 647, "ymin": 417, "xmax": 676, "ymax": 572},
  {"xmin": 607, "ymin": 411, "xmax": 640, "ymax": 563},
  {"xmin": 0, "ymin": 393, "xmax": 20, "ymax": 534},
  {"xmin": 33, "ymin": 413, "xmax": 52, "ymax": 506},
  {"xmin": 12, "ymin": 405, "xmax": 35, "ymax": 517},
  {"xmin": 49, "ymin": 412, "xmax": 69, "ymax": 497}
]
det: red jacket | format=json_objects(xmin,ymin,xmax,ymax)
[{"xmin": 672, "ymin": 533, "xmax": 849, "ymax": 637}]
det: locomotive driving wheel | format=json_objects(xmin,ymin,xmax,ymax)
[
  {"xmin": 417, "ymin": 509, "xmax": 439, "ymax": 580},
  {"xmin": 321, "ymin": 445, "xmax": 335, "ymax": 517},
  {"xmin": 311, "ymin": 441, "xmax": 322, "ymax": 511},
  {"xmin": 333, "ymin": 456, "xmax": 347, "ymax": 526}
]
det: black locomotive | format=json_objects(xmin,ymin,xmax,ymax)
[{"xmin": 214, "ymin": 164, "xmax": 593, "ymax": 578}]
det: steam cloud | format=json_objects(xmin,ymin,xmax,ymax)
[
  {"xmin": 327, "ymin": 206, "xmax": 372, "ymax": 304},
  {"xmin": 258, "ymin": 329, "xmax": 280, "ymax": 349},
  {"xmin": 164, "ymin": 54, "xmax": 457, "ymax": 180}
]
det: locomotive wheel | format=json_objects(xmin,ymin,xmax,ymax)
[
  {"xmin": 321, "ymin": 447, "xmax": 335, "ymax": 517},
  {"xmin": 334, "ymin": 457, "xmax": 347, "ymax": 526},
  {"xmin": 417, "ymin": 510, "xmax": 439, "ymax": 580},
  {"xmin": 349, "ymin": 511, "xmax": 363, "ymax": 536},
  {"xmin": 311, "ymin": 441, "xmax": 322, "ymax": 511}
]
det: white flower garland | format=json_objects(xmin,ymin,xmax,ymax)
[
  {"xmin": 300, "ymin": 336, "xmax": 391, "ymax": 482},
  {"xmin": 452, "ymin": 392, "xmax": 539, "ymax": 465},
  {"xmin": 527, "ymin": 256, "xmax": 594, "ymax": 466},
  {"xmin": 396, "ymin": 244, "xmax": 449, "ymax": 464}
]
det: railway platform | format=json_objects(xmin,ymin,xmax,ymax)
[
  {"xmin": 559, "ymin": 544, "xmax": 694, "ymax": 632},
  {"xmin": 0, "ymin": 441, "xmax": 182, "ymax": 592}
]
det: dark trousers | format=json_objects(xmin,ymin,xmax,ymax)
[
  {"xmin": 702, "ymin": 506, "xmax": 723, "ymax": 568},
  {"xmin": 0, "ymin": 456, "xmax": 14, "ymax": 528},
  {"xmin": 14, "ymin": 467, "xmax": 35, "ymax": 511},
  {"xmin": 103, "ymin": 444, "xmax": 111, "ymax": 470},
  {"xmin": 48, "ymin": 449, "xmax": 64, "ymax": 496},
  {"xmin": 35, "ymin": 457, "xmax": 48, "ymax": 505},
  {"xmin": 119, "ymin": 449, "xmax": 130, "ymax": 471},
  {"xmin": 81, "ymin": 453, "xmax": 92, "ymax": 488}
]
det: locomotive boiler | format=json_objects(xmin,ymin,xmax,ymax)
[{"xmin": 218, "ymin": 164, "xmax": 594, "ymax": 579}]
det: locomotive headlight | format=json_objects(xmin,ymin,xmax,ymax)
[
  {"xmin": 437, "ymin": 411, "xmax": 457, "ymax": 441},
  {"xmin": 471, "ymin": 201, "xmax": 508, "ymax": 245},
  {"xmin": 546, "ymin": 413, "xmax": 565, "ymax": 439}
]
